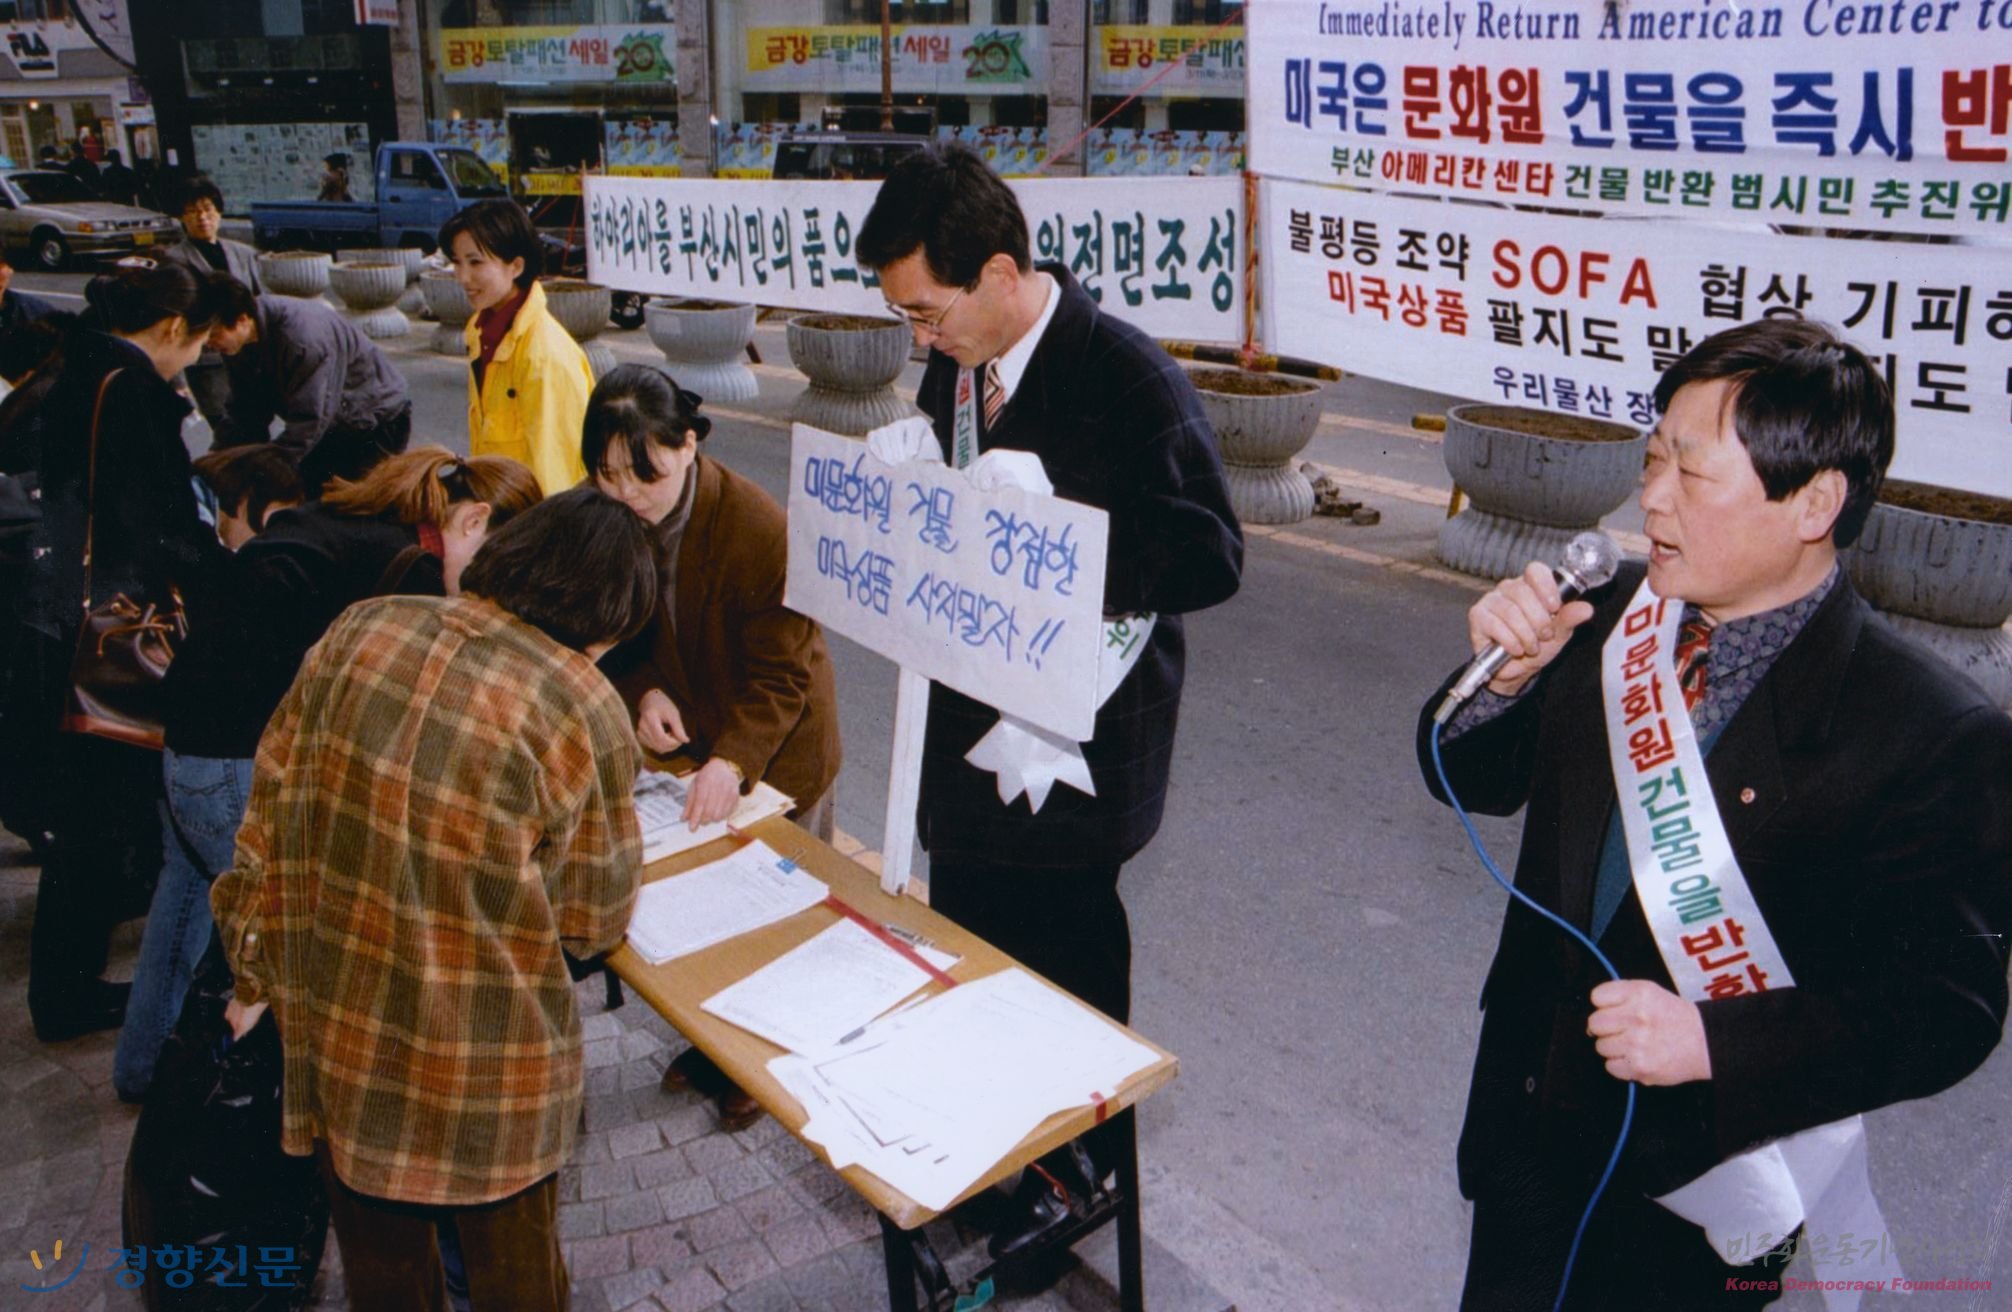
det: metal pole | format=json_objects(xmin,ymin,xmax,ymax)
[{"xmin": 880, "ymin": 0, "xmax": 894, "ymax": 130}]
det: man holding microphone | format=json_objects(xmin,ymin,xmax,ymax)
[{"xmin": 1420, "ymin": 317, "xmax": 2012, "ymax": 1309}]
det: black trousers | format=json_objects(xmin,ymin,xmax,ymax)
[
  {"xmin": 925, "ymin": 854, "xmax": 1131, "ymax": 1171},
  {"xmin": 1462, "ymin": 1140, "xmax": 1797, "ymax": 1311},
  {"xmin": 295, "ymin": 404, "xmax": 413, "ymax": 500}
]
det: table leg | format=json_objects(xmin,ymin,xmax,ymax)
[
  {"xmin": 878, "ymin": 1213, "xmax": 920, "ymax": 1312},
  {"xmin": 1115, "ymin": 1110, "xmax": 1144, "ymax": 1312}
]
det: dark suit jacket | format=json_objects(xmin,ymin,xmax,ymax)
[
  {"xmin": 913, "ymin": 263, "xmax": 1244, "ymax": 867},
  {"xmin": 605, "ymin": 454, "xmax": 841, "ymax": 811},
  {"xmin": 1420, "ymin": 562, "xmax": 2012, "ymax": 1201}
]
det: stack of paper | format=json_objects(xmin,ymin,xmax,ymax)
[
  {"xmin": 633, "ymin": 771, "xmax": 795, "ymax": 865},
  {"xmin": 769, "ymin": 969, "xmax": 1159, "ymax": 1211},
  {"xmin": 701, "ymin": 919, "xmax": 938, "ymax": 1055},
  {"xmin": 624, "ymin": 840, "xmax": 828, "ymax": 965}
]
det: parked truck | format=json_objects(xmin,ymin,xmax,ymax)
[{"xmin": 249, "ymin": 142, "xmax": 509, "ymax": 252}]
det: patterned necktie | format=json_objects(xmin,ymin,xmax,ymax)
[
  {"xmin": 1675, "ymin": 616, "xmax": 1713, "ymax": 711},
  {"xmin": 982, "ymin": 359, "xmax": 1005, "ymax": 431}
]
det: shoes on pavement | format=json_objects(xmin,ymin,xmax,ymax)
[
  {"xmin": 661, "ymin": 1047, "xmax": 765, "ymax": 1132},
  {"xmin": 33, "ymin": 978, "xmax": 131, "ymax": 1044}
]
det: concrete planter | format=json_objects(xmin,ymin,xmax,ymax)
[
  {"xmin": 1189, "ymin": 368, "xmax": 1325, "ymax": 525},
  {"xmin": 583, "ymin": 341, "xmax": 617, "ymax": 381},
  {"xmin": 338, "ymin": 247, "xmax": 423, "ymax": 283},
  {"xmin": 257, "ymin": 250, "xmax": 331, "ymax": 299},
  {"xmin": 646, "ymin": 298, "xmax": 758, "ymax": 403},
  {"xmin": 1848, "ymin": 479, "xmax": 2012, "ymax": 708},
  {"xmin": 420, "ymin": 271, "xmax": 472, "ymax": 355},
  {"xmin": 326, "ymin": 261, "xmax": 410, "ymax": 339},
  {"xmin": 785, "ymin": 313, "xmax": 916, "ymax": 435},
  {"xmin": 1437, "ymin": 403, "xmax": 1646, "ymax": 580},
  {"xmin": 542, "ymin": 278, "xmax": 612, "ymax": 342}
]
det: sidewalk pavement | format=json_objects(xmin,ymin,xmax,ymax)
[{"xmin": 0, "ymin": 825, "xmax": 1230, "ymax": 1312}]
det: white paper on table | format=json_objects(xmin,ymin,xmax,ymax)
[
  {"xmin": 623, "ymin": 840, "xmax": 827, "ymax": 965},
  {"xmin": 632, "ymin": 772, "xmax": 795, "ymax": 865},
  {"xmin": 700, "ymin": 919, "xmax": 936, "ymax": 1055},
  {"xmin": 766, "ymin": 969, "xmax": 1161, "ymax": 1211}
]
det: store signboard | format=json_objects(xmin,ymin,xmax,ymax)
[
  {"xmin": 438, "ymin": 24, "xmax": 676, "ymax": 84},
  {"xmin": 585, "ymin": 174, "xmax": 1245, "ymax": 343},
  {"xmin": 1261, "ymin": 180, "xmax": 2012, "ymax": 496},
  {"xmin": 1248, "ymin": 0, "xmax": 2012, "ymax": 238},
  {"xmin": 743, "ymin": 25, "xmax": 1049, "ymax": 93},
  {"xmin": 1090, "ymin": 25, "xmax": 1245, "ymax": 97}
]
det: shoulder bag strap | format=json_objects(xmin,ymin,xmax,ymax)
[{"xmin": 77, "ymin": 368, "xmax": 122, "ymax": 616}]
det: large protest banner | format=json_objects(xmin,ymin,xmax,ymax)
[
  {"xmin": 584, "ymin": 175, "xmax": 1245, "ymax": 342},
  {"xmin": 783, "ymin": 425, "xmax": 1109, "ymax": 743},
  {"xmin": 1260, "ymin": 181, "xmax": 2012, "ymax": 495},
  {"xmin": 1248, "ymin": 0, "xmax": 2012, "ymax": 237}
]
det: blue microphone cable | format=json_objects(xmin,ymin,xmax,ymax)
[{"xmin": 1429, "ymin": 722, "xmax": 1635, "ymax": 1312}]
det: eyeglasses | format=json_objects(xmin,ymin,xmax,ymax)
[{"xmin": 883, "ymin": 282, "xmax": 969, "ymax": 338}]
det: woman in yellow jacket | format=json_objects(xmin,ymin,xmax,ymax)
[{"xmin": 440, "ymin": 200, "xmax": 592, "ymax": 494}]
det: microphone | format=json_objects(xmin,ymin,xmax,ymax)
[{"xmin": 1432, "ymin": 531, "xmax": 1621, "ymax": 725}]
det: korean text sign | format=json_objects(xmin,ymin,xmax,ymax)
[
  {"xmin": 1248, "ymin": 0, "xmax": 2012, "ymax": 237},
  {"xmin": 1261, "ymin": 180, "xmax": 2012, "ymax": 496},
  {"xmin": 784, "ymin": 425, "xmax": 1109, "ymax": 742},
  {"xmin": 585, "ymin": 175, "xmax": 1245, "ymax": 343}
]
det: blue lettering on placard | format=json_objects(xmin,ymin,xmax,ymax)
[
  {"xmin": 803, "ymin": 453, "xmax": 892, "ymax": 533},
  {"xmin": 907, "ymin": 482, "xmax": 959, "ymax": 553},
  {"xmin": 905, "ymin": 572, "xmax": 1021, "ymax": 661},
  {"xmin": 815, "ymin": 536, "xmax": 895, "ymax": 615},
  {"xmin": 984, "ymin": 511, "xmax": 1080, "ymax": 596}
]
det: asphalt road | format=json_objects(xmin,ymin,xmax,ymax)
[{"xmin": 20, "ymin": 270, "xmax": 2009, "ymax": 1311}]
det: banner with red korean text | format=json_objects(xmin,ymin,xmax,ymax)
[
  {"xmin": 584, "ymin": 175, "xmax": 1245, "ymax": 343},
  {"xmin": 1259, "ymin": 181, "xmax": 2012, "ymax": 496},
  {"xmin": 1247, "ymin": 0, "xmax": 2012, "ymax": 238}
]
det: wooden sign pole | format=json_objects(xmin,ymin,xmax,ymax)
[{"xmin": 878, "ymin": 667, "xmax": 930, "ymax": 896}]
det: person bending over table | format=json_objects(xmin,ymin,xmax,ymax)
[{"xmin": 584, "ymin": 363, "xmax": 842, "ymax": 1132}]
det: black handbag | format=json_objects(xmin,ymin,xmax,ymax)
[{"xmin": 59, "ymin": 369, "xmax": 186, "ymax": 749}]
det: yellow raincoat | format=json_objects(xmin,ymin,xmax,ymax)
[{"xmin": 464, "ymin": 280, "xmax": 592, "ymax": 494}]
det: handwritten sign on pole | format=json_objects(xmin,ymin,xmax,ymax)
[{"xmin": 783, "ymin": 424, "xmax": 1108, "ymax": 743}]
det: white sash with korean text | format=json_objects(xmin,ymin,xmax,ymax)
[
  {"xmin": 950, "ymin": 368, "xmax": 1154, "ymax": 813},
  {"xmin": 1602, "ymin": 578, "xmax": 1899, "ymax": 1310}
]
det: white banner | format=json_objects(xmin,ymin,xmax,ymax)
[
  {"xmin": 1261, "ymin": 180, "xmax": 2012, "ymax": 496},
  {"xmin": 744, "ymin": 24, "xmax": 1048, "ymax": 93},
  {"xmin": 1248, "ymin": 0, "xmax": 2012, "ymax": 238},
  {"xmin": 585, "ymin": 175, "xmax": 1245, "ymax": 342},
  {"xmin": 784, "ymin": 425, "xmax": 1110, "ymax": 742}
]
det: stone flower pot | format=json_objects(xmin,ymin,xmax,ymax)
[
  {"xmin": 338, "ymin": 247, "xmax": 423, "ymax": 283},
  {"xmin": 257, "ymin": 250, "xmax": 331, "ymax": 299},
  {"xmin": 420, "ymin": 271, "xmax": 472, "ymax": 355},
  {"xmin": 1189, "ymin": 368, "xmax": 1325, "ymax": 524},
  {"xmin": 646, "ymin": 298, "xmax": 758, "ymax": 403},
  {"xmin": 1847, "ymin": 478, "xmax": 2012, "ymax": 708},
  {"xmin": 326, "ymin": 261, "xmax": 411, "ymax": 339},
  {"xmin": 542, "ymin": 278, "xmax": 612, "ymax": 342},
  {"xmin": 1437, "ymin": 403, "xmax": 1647, "ymax": 581},
  {"xmin": 785, "ymin": 313, "xmax": 916, "ymax": 435}
]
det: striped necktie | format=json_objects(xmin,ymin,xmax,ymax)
[
  {"xmin": 982, "ymin": 359, "xmax": 1005, "ymax": 431},
  {"xmin": 1675, "ymin": 616, "xmax": 1713, "ymax": 711}
]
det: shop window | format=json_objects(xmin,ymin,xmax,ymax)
[
  {"xmin": 741, "ymin": 94, "xmax": 803, "ymax": 126},
  {"xmin": 1170, "ymin": 0, "xmax": 1245, "ymax": 21},
  {"xmin": 825, "ymin": 0, "xmax": 969, "ymax": 22},
  {"xmin": 995, "ymin": 0, "xmax": 1049, "ymax": 21},
  {"xmin": 1091, "ymin": 0, "xmax": 1148, "ymax": 22},
  {"xmin": 1166, "ymin": 98, "xmax": 1246, "ymax": 131},
  {"xmin": 0, "ymin": 0, "xmax": 68, "ymax": 19},
  {"xmin": 1090, "ymin": 96, "xmax": 1147, "ymax": 131},
  {"xmin": 988, "ymin": 96, "xmax": 1045, "ymax": 128}
]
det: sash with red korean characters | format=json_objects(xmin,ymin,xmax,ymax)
[{"xmin": 1602, "ymin": 576, "xmax": 1899, "ymax": 1310}]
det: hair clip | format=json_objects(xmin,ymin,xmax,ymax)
[
  {"xmin": 437, "ymin": 458, "xmax": 462, "ymax": 482},
  {"xmin": 676, "ymin": 387, "xmax": 704, "ymax": 413}
]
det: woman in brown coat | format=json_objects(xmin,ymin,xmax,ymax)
[{"xmin": 584, "ymin": 364, "xmax": 841, "ymax": 1129}]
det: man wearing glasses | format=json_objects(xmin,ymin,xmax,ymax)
[{"xmin": 857, "ymin": 142, "xmax": 1243, "ymax": 1260}]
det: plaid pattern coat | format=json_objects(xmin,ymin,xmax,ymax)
[{"xmin": 212, "ymin": 594, "xmax": 643, "ymax": 1205}]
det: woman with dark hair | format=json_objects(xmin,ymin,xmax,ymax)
[
  {"xmin": 442, "ymin": 199, "xmax": 591, "ymax": 494},
  {"xmin": 112, "ymin": 446, "xmax": 541, "ymax": 1099},
  {"xmin": 12, "ymin": 261, "xmax": 235, "ymax": 1042},
  {"xmin": 584, "ymin": 363, "xmax": 841, "ymax": 1130}
]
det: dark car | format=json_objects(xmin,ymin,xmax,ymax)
[{"xmin": 770, "ymin": 133, "xmax": 931, "ymax": 181}]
